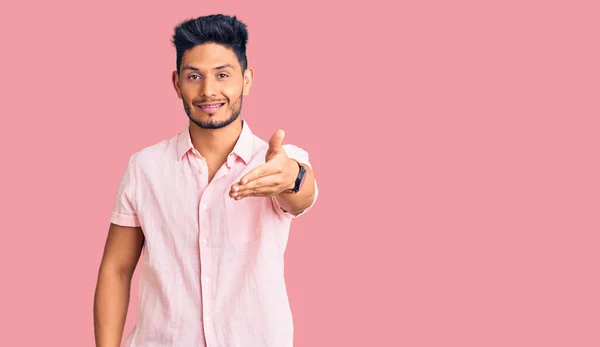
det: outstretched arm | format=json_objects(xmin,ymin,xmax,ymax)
[{"xmin": 229, "ymin": 129, "xmax": 317, "ymax": 214}]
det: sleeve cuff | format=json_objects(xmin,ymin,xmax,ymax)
[
  {"xmin": 110, "ymin": 211, "xmax": 140, "ymax": 227},
  {"xmin": 271, "ymin": 179, "xmax": 319, "ymax": 219}
]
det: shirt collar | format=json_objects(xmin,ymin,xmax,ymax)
[{"xmin": 177, "ymin": 119, "xmax": 254, "ymax": 164}]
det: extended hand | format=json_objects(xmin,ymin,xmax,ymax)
[{"xmin": 229, "ymin": 129, "xmax": 298, "ymax": 200}]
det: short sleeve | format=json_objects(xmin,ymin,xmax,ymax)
[
  {"xmin": 271, "ymin": 144, "xmax": 319, "ymax": 219},
  {"xmin": 109, "ymin": 154, "xmax": 140, "ymax": 227}
]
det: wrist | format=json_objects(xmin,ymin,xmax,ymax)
[{"xmin": 287, "ymin": 159, "xmax": 299, "ymax": 190}]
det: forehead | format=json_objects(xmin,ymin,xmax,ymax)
[{"xmin": 181, "ymin": 43, "xmax": 240, "ymax": 70}]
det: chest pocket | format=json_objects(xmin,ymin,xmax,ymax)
[{"xmin": 223, "ymin": 194, "xmax": 268, "ymax": 246}]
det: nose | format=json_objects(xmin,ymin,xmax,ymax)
[{"xmin": 200, "ymin": 77, "xmax": 217, "ymax": 97}]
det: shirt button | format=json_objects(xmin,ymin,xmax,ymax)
[
  {"xmin": 201, "ymin": 204, "xmax": 208, "ymax": 210},
  {"xmin": 201, "ymin": 239, "xmax": 208, "ymax": 245},
  {"xmin": 202, "ymin": 277, "xmax": 210, "ymax": 283},
  {"xmin": 205, "ymin": 315, "xmax": 211, "ymax": 321}
]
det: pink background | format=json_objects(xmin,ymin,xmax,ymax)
[{"xmin": 1, "ymin": 0, "xmax": 599, "ymax": 346}]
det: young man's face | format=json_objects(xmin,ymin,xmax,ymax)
[{"xmin": 173, "ymin": 43, "xmax": 254, "ymax": 129}]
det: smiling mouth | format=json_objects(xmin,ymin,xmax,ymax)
[{"xmin": 197, "ymin": 103, "xmax": 225, "ymax": 112}]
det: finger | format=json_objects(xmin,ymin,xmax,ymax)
[
  {"xmin": 238, "ymin": 161, "xmax": 281, "ymax": 185},
  {"xmin": 232, "ymin": 174, "xmax": 279, "ymax": 195},
  {"xmin": 237, "ymin": 166, "xmax": 267, "ymax": 186},
  {"xmin": 229, "ymin": 170, "xmax": 269, "ymax": 196},
  {"xmin": 267, "ymin": 129, "xmax": 285, "ymax": 155},
  {"xmin": 231, "ymin": 176, "xmax": 280, "ymax": 199},
  {"xmin": 234, "ymin": 185, "xmax": 277, "ymax": 199}
]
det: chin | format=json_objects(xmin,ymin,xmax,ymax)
[{"xmin": 190, "ymin": 111, "xmax": 239, "ymax": 130}]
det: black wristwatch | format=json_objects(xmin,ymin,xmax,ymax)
[{"xmin": 291, "ymin": 161, "xmax": 307, "ymax": 193}]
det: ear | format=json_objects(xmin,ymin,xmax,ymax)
[
  {"xmin": 172, "ymin": 70, "xmax": 182, "ymax": 99},
  {"xmin": 242, "ymin": 67, "xmax": 255, "ymax": 96}
]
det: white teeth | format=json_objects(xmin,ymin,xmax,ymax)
[{"xmin": 201, "ymin": 104, "xmax": 222, "ymax": 108}]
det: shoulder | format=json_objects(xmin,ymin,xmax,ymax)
[
  {"xmin": 249, "ymin": 134, "xmax": 314, "ymax": 169},
  {"xmin": 282, "ymin": 144, "xmax": 313, "ymax": 168},
  {"xmin": 124, "ymin": 131, "xmax": 181, "ymax": 172},
  {"xmin": 281, "ymin": 144, "xmax": 309, "ymax": 156}
]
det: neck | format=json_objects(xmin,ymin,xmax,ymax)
[{"xmin": 188, "ymin": 118, "xmax": 243, "ymax": 159}]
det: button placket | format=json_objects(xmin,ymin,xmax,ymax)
[{"xmin": 198, "ymin": 187, "xmax": 215, "ymax": 340}]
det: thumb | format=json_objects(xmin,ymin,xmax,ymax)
[{"xmin": 267, "ymin": 129, "xmax": 285, "ymax": 154}]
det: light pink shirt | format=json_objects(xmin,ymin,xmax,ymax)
[{"xmin": 110, "ymin": 119, "xmax": 318, "ymax": 347}]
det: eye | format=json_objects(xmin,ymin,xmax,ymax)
[
  {"xmin": 218, "ymin": 73, "xmax": 229, "ymax": 79},
  {"xmin": 188, "ymin": 74, "xmax": 201, "ymax": 80}
]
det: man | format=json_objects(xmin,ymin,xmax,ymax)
[{"xmin": 93, "ymin": 14, "xmax": 318, "ymax": 347}]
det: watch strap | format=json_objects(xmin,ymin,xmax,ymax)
[{"xmin": 291, "ymin": 162, "xmax": 306, "ymax": 193}]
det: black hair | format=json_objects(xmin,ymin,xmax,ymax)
[{"xmin": 171, "ymin": 14, "xmax": 249, "ymax": 73}]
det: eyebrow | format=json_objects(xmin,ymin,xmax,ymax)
[
  {"xmin": 214, "ymin": 64, "xmax": 234, "ymax": 70},
  {"xmin": 182, "ymin": 65, "xmax": 200, "ymax": 72},
  {"xmin": 181, "ymin": 64, "xmax": 234, "ymax": 72}
]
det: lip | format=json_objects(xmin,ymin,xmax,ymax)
[{"xmin": 195, "ymin": 102, "xmax": 225, "ymax": 113}]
